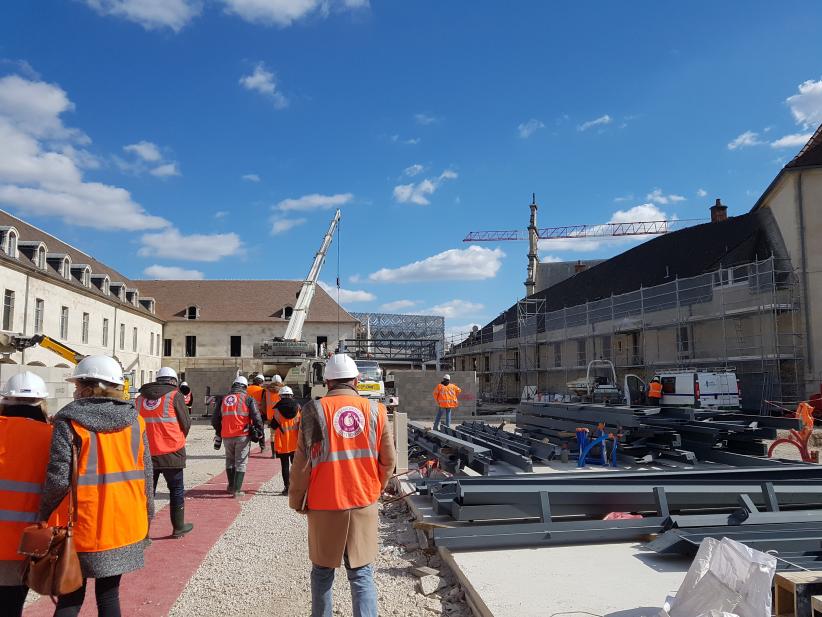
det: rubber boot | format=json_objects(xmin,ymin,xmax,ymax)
[
  {"xmin": 226, "ymin": 468, "xmax": 235, "ymax": 494},
  {"xmin": 233, "ymin": 471, "xmax": 246, "ymax": 497},
  {"xmin": 171, "ymin": 505, "xmax": 194, "ymax": 538}
]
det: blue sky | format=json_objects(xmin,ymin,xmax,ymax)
[{"xmin": 1, "ymin": 1, "xmax": 822, "ymax": 340}]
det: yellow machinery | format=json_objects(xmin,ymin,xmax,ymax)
[{"xmin": 0, "ymin": 333, "xmax": 131, "ymax": 399}]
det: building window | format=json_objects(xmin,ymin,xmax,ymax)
[
  {"xmin": 34, "ymin": 298, "xmax": 44, "ymax": 334},
  {"xmin": 185, "ymin": 336, "xmax": 197, "ymax": 357},
  {"xmin": 677, "ymin": 326, "xmax": 690, "ymax": 356},
  {"xmin": 7, "ymin": 232, "xmax": 17, "ymax": 258},
  {"xmin": 484, "ymin": 355, "xmax": 490, "ymax": 372},
  {"xmin": 102, "ymin": 318, "xmax": 109, "ymax": 347},
  {"xmin": 554, "ymin": 343, "xmax": 562, "ymax": 368},
  {"xmin": 283, "ymin": 306, "xmax": 294, "ymax": 319},
  {"xmin": 60, "ymin": 306, "xmax": 69, "ymax": 340},
  {"xmin": 119, "ymin": 323, "xmax": 125, "ymax": 350},
  {"xmin": 102, "ymin": 279, "xmax": 110, "ymax": 295},
  {"xmin": 132, "ymin": 327, "xmax": 137, "ymax": 352},
  {"xmin": 576, "ymin": 340, "xmax": 586, "ymax": 366},
  {"xmin": 150, "ymin": 332, "xmax": 154, "ymax": 355},
  {"xmin": 82, "ymin": 270, "xmax": 90, "ymax": 287},
  {"xmin": 2, "ymin": 290, "xmax": 14, "ymax": 331},
  {"xmin": 600, "ymin": 335, "xmax": 612, "ymax": 360},
  {"xmin": 230, "ymin": 335, "xmax": 241, "ymax": 357},
  {"xmin": 61, "ymin": 259, "xmax": 70, "ymax": 279},
  {"xmin": 186, "ymin": 306, "xmax": 198, "ymax": 320},
  {"xmin": 81, "ymin": 312, "xmax": 89, "ymax": 344},
  {"xmin": 37, "ymin": 246, "xmax": 46, "ymax": 270},
  {"xmin": 163, "ymin": 338, "xmax": 172, "ymax": 357}
]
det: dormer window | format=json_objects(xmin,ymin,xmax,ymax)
[
  {"xmin": 82, "ymin": 270, "xmax": 90, "ymax": 286},
  {"xmin": 1, "ymin": 227, "xmax": 19, "ymax": 257},
  {"xmin": 284, "ymin": 306, "xmax": 294, "ymax": 319},
  {"xmin": 125, "ymin": 289, "xmax": 139, "ymax": 306},
  {"xmin": 103, "ymin": 279, "xmax": 110, "ymax": 295},
  {"xmin": 61, "ymin": 258, "xmax": 71, "ymax": 279},
  {"xmin": 186, "ymin": 306, "xmax": 199, "ymax": 320},
  {"xmin": 7, "ymin": 231, "xmax": 17, "ymax": 258},
  {"xmin": 37, "ymin": 246, "xmax": 46, "ymax": 270},
  {"xmin": 140, "ymin": 298, "xmax": 156, "ymax": 314}
]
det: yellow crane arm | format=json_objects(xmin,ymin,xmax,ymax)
[{"xmin": 33, "ymin": 335, "xmax": 85, "ymax": 365}]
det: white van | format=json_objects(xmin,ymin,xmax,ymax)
[
  {"xmin": 355, "ymin": 359, "xmax": 385, "ymax": 400},
  {"xmin": 654, "ymin": 369, "xmax": 741, "ymax": 409}
]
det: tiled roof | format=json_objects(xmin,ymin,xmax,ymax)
[
  {"xmin": 137, "ymin": 279, "xmax": 359, "ymax": 324},
  {"xmin": 786, "ymin": 124, "xmax": 822, "ymax": 169}
]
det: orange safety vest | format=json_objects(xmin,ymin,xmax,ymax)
[
  {"xmin": 247, "ymin": 385, "xmax": 264, "ymax": 410},
  {"xmin": 273, "ymin": 407, "xmax": 300, "ymax": 454},
  {"xmin": 137, "ymin": 390, "xmax": 186, "ymax": 456},
  {"xmin": 71, "ymin": 417, "xmax": 148, "ymax": 553},
  {"xmin": 433, "ymin": 383, "xmax": 461, "ymax": 408},
  {"xmin": 307, "ymin": 395, "xmax": 384, "ymax": 511},
  {"xmin": 263, "ymin": 390, "xmax": 281, "ymax": 422},
  {"xmin": 648, "ymin": 381, "xmax": 663, "ymax": 399},
  {"xmin": 0, "ymin": 417, "xmax": 68, "ymax": 560},
  {"xmin": 220, "ymin": 392, "xmax": 251, "ymax": 438}
]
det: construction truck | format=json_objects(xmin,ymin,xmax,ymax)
[
  {"xmin": 354, "ymin": 359, "xmax": 385, "ymax": 400},
  {"xmin": 0, "ymin": 332, "xmax": 133, "ymax": 399},
  {"xmin": 254, "ymin": 209, "xmax": 341, "ymax": 400}
]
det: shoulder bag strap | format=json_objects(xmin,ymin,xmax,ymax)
[{"xmin": 67, "ymin": 443, "xmax": 79, "ymax": 528}]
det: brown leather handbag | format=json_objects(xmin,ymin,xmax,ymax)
[{"xmin": 18, "ymin": 444, "xmax": 83, "ymax": 602}]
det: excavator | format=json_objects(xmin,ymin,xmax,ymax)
[{"xmin": 0, "ymin": 332, "xmax": 132, "ymax": 399}]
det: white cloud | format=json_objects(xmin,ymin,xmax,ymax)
[
  {"xmin": 369, "ymin": 245, "xmax": 504, "ymax": 283},
  {"xmin": 149, "ymin": 162, "xmax": 180, "ymax": 177},
  {"xmin": 445, "ymin": 323, "xmax": 482, "ymax": 341},
  {"xmin": 242, "ymin": 173, "xmax": 261, "ymax": 182},
  {"xmin": 613, "ymin": 194, "xmax": 634, "ymax": 203},
  {"xmin": 380, "ymin": 299, "xmax": 418, "ymax": 312},
  {"xmin": 390, "ymin": 134, "xmax": 420, "ymax": 145},
  {"xmin": 727, "ymin": 130, "xmax": 762, "ymax": 150},
  {"xmin": 786, "ymin": 78, "xmax": 822, "ymax": 129},
  {"xmin": 578, "ymin": 114, "xmax": 612, "ymax": 131},
  {"xmin": 426, "ymin": 299, "xmax": 484, "ymax": 319},
  {"xmin": 0, "ymin": 75, "xmax": 168, "ymax": 231},
  {"xmin": 139, "ymin": 228, "xmax": 241, "ymax": 262},
  {"xmin": 538, "ymin": 203, "xmax": 671, "ymax": 254},
  {"xmin": 143, "ymin": 264, "xmax": 204, "ymax": 280},
  {"xmin": 393, "ymin": 169, "xmax": 457, "ymax": 206},
  {"xmin": 540, "ymin": 255, "xmax": 563, "ymax": 263},
  {"xmin": 221, "ymin": 0, "xmax": 367, "ymax": 26},
  {"xmin": 770, "ymin": 132, "xmax": 813, "ymax": 149},
  {"xmin": 414, "ymin": 113, "xmax": 437, "ymax": 125},
  {"xmin": 123, "ymin": 140, "xmax": 161, "ymax": 162},
  {"xmin": 349, "ymin": 274, "xmax": 362, "ymax": 283},
  {"xmin": 646, "ymin": 188, "xmax": 685, "ymax": 205},
  {"xmin": 403, "ymin": 164, "xmax": 424, "ymax": 177},
  {"xmin": 276, "ymin": 192, "xmax": 353, "ymax": 212},
  {"xmin": 319, "ymin": 281, "xmax": 375, "ymax": 303},
  {"xmin": 517, "ymin": 118, "xmax": 544, "ymax": 139},
  {"xmin": 82, "ymin": 0, "xmax": 201, "ymax": 31},
  {"xmin": 697, "ymin": 188, "xmax": 708, "ymax": 198},
  {"xmin": 271, "ymin": 217, "xmax": 306, "ymax": 234},
  {"xmin": 239, "ymin": 62, "xmax": 288, "ymax": 109},
  {"xmin": 214, "ymin": 211, "xmax": 229, "ymax": 219}
]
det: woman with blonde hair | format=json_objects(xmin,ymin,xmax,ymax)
[
  {"xmin": 39, "ymin": 356, "xmax": 153, "ymax": 617},
  {"xmin": 0, "ymin": 371, "xmax": 51, "ymax": 616}
]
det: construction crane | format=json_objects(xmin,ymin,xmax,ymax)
[{"xmin": 465, "ymin": 194, "xmax": 704, "ymax": 296}]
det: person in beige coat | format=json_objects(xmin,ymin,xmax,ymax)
[{"xmin": 289, "ymin": 354, "xmax": 396, "ymax": 617}]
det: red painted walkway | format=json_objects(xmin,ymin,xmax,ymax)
[{"xmin": 26, "ymin": 451, "xmax": 280, "ymax": 616}]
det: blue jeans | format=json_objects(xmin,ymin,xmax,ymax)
[
  {"xmin": 153, "ymin": 468, "xmax": 185, "ymax": 509},
  {"xmin": 311, "ymin": 560, "xmax": 377, "ymax": 617},
  {"xmin": 434, "ymin": 407, "xmax": 453, "ymax": 430}
]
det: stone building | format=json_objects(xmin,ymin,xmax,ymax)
[
  {"xmin": 448, "ymin": 125, "xmax": 822, "ymax": 410},
  {"xmin": 0, "ymin": 210, "xmax": 164, "ymax": 408}
]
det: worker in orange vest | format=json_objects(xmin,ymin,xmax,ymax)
[
  {"xmin": 262, "ymin": 375, "xmax": 283, "ymax": 457},
  {"xmin": 211, "ymin": 375, "xmax": 265, "ymax": 497},
  {"xmin": 247, "ymin": 374, "xmax": 266, "ymax": 453},
  {"xmin": 289, "ymin": 353, "xmax": 396, "ymax": 617},
  {"xmin": 433, "ymin": 374, "xmax": 461, "ymax": 430},
  {"xmin": 39, "ymin": 356, "xmax": 153, "ymax": 616},
  {"xmin": 271, "ymin": 385, "xmax": 301, "ymax": 495},
  {"xmin": 136, "ymin": 366, "xmax": 193, "ymax": 538},
  {"xmin": 0, "ymin": 372, "xmax": 55, "ymax": 615},
  {"xmin": 648, "ymin": 376, "xmax": 663, "ymax": 406}
]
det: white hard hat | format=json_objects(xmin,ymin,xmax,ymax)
[
  {"xmin": 253, "ymin": 374, "xmax": 265, "ymax": 383},
  {"xmin": 280, "ymin": 386, "xmax": 293, "ymax": 396},
  {"xmin": 272, "ymin": 375, "xmax": 283, "ymax": 384},
  {"xmin": 443, "ymin": 374, "xmax": 451, "ymax": 380},
  {"xmin": 180, "ymin": 381, "xmax": 188, "ymax": 387},
  {"xmin": 68, "ymin": 355, "xmax": 124, "ymax": 386},
  {"xmin": 324, "ymin": 353, "xmax": 359, "ymax": 381},
  {"xmin": 1, "ymin": 371, "xmax": 49, "ymax": 400},
  {"xmin": 233, "ymin": 375, "xmax": 248, "ymax": 387},
  {"xmin": 157, "ymin": 367, "xmax": 178, "ymax": 381}
]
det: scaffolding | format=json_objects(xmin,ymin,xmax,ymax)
[{"xmin": 447, "ymin": 257, "xmax": 804, "ymax": 410}]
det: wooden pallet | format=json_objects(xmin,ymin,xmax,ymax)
[{"xmin": 774, "ymin": 571, "xmax": 822, "ymax": 617}]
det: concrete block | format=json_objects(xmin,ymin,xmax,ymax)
[
  {"xmin": 411, "ymin": 566, "xmax": 440, "ymax": 578},
  {"xmin": 394, "ymin": 411, "xmax": 409, "ymax": 472}
]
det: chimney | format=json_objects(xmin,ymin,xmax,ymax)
[
  {"xmin": 710, "ymin": 198, "xmax": 728, "ymax": 223},
  {"xmin": 574, "ymin": 260, "xmax": 587, "ymax": 274}
]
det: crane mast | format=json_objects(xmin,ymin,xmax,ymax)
[{"xmin": 283, "ymin": 209, "xmax": 341, "ymax": 342}]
